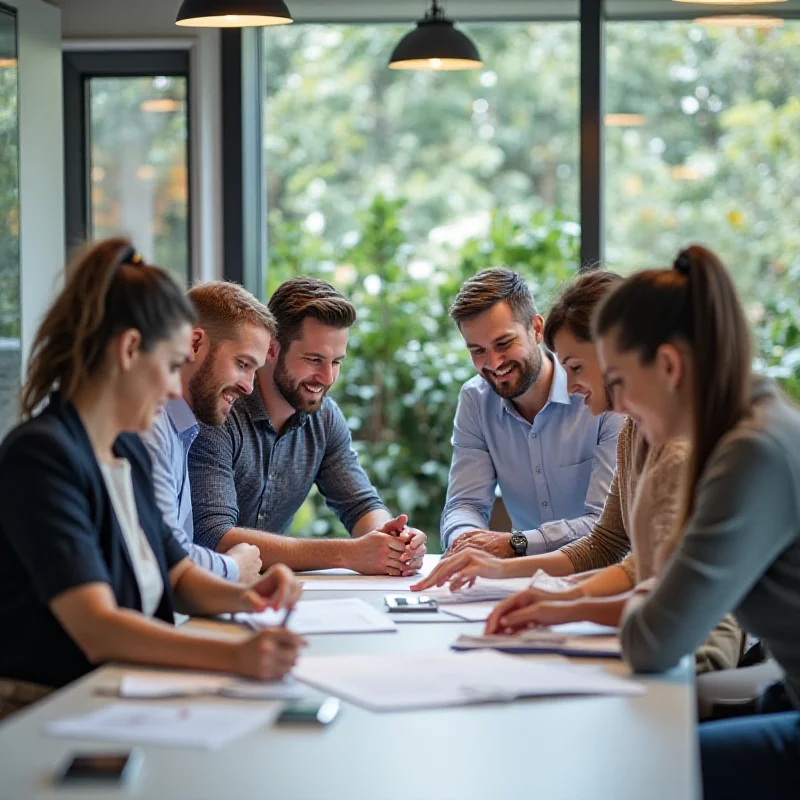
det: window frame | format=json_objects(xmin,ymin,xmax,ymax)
[{"xmin": 62, "ymin": 49, "xmax": 193, "ymax": 283}]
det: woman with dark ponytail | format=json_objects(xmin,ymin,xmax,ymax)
[
  {"xmin": 587, "ymin": 246, "xmax": 800, "ymax": 797},
  {"xmin": 0, "ymin": 239, "xmax": 302, "ymax": 719}
]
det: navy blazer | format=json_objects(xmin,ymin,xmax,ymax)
[{"xmin": 0, "ymin": 395, "xmax": 187, "ymax": 688}]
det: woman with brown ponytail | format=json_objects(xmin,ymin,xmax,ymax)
[
  {"xmin": 0, "ymin": 239, "xmax": 303, "ymax": 718},
  {"xmin": 585, "ymin": 246, "xmax": 799, "ymax": 796}
]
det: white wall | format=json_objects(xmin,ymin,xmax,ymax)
[
  {"xmin": 60, "ymin": 0, "xmax": 222, "ymax": 283},
  {"xmin": 12, "ymin": 0, "xmax": 65, "ymax": 370}
]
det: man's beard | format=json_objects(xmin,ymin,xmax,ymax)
[
  {"xmin": 273, "ymin": 352, "xmax": 330, "ymax": 414},
  {"xmin": 188, "ymin": 346, "xmax": 242, "ymax": 426},
  {"xmin": 482, "ymin": 346, "xmax": 543, "ymax": 399}
]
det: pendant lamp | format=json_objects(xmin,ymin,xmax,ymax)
[
  {"xmin": 389, "ymin": 1, "xmax": 483, "ymax": 71},
  {"xmin": 175, "ymin": 0, "xmax": 293, "ymax": 28}
]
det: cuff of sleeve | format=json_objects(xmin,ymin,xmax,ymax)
[
  {"xmin": 222, "ymin": 553, "xmax": 240, "ymax": 582},
  {"xmin": 442, "ymin": 524, "xmax": 479, "ymax": 551},
  {"xmin": 523, "ymin": 528, "xmax": 547, "ymax": 556}
]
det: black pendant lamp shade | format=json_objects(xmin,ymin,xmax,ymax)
[
  {"xmin": 175, "ymin": 0, "xmax": 293, "ymax": 28},
  {"xmin": 389, "ymin": 1, "xmax": 483, "ymax": 71}
]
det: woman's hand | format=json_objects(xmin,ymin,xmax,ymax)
[
  {"xmin": 240, "ymin": 564, "xmax": 303, "ymax": 613},
  {"xmin": 410, "ymin": 549, "xmax": 510, "ymax": 592},
  {"xmin": 233, "ymin": 628, "xmax": 305, "ymax": 680},
  {"xmin": 485, "ymin": 589, "xmax": 583, "ymax": 634}
]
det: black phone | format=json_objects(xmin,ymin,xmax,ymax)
[
  {"xmin": 55, "ymin": 751, "xmax": 143, "ymax": 785},
  {"xmin": 276, "ymin": 697, "xmax": 340, "ymax": 725}
]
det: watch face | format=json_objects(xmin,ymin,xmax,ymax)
[{"xmin": 510, "ymin": 533, "xmax": 527, "ymax": 556}]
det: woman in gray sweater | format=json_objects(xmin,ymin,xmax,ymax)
[{"xmin": 589, "ymin": 246, "xmax": 800, "ymax": 797}]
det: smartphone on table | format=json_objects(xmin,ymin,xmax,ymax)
[
  {"xmin": 385, "ymin": 594, "xmax": 438, "ymax": 612},
  {"xmin": 55, "ymin": 750, "xmax": 143, "ymax": 786}
]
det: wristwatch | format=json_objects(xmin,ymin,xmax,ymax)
[{"xmin": 509, "ymin": 528, "xmax": 528, "ymax": 557}]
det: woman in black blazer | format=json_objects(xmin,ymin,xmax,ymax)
[{"xmin": 0, "ymin": 238, "xmax": 302, "ymax": 699}]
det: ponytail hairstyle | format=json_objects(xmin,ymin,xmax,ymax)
[
  {"xmin": 21, "ymin": 237, "xmax": 197, "ymax": 419},
  {"xmin": 593, "ymin": 245, "xmax": 752, "ymax": 525}
]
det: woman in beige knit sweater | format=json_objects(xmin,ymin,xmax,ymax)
[{"xmin": 415, "ymin": 271, "xmax": 742, "ymax": 673}]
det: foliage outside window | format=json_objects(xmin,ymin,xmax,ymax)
[
  {"xmin": 89, "ymin": 76, "xmax": 190, "ymax": 284},
  {"xmin": 0, "ymin": 10, "xmax": 20, "ymax": 438},
  {"xmin": 263, "ymin": 23, "xmax": 579, "ymax": 547}
]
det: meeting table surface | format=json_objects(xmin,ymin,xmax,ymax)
[{"xmin": 0, "ymin": 557, "xmax": 699, "ymax": 800}]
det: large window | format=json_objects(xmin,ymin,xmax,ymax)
[
  {"xmin": 262, "ymin": 23, "xmax": 580, "ymax": 542},
  {"xmin": 63, "ymin": 51, "xmax": 191, "ymax": 285},
  {"xmin": 605, "ymin": 20, "xmax": 800, "ymax": 396},
  {"xmin": 0, "ymin": 7, "xmax": 19, "ymax": 438},
  {"xmin": 89, "ymin": 76, "xmax": 189, "ymax": 281}
]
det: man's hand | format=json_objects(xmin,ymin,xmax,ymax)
[
  {"xmin": 410, "ymin": 549, "xmax": 510, "ymax": 592},
  {"xmin": 373, "ymin": 515, "xmax": 427, "ymax": 576},
  {"xmin": 233, "ymin": 628, "xmax": 305, "ymax": 680},
  {"xmin": 240, "ymin": 563, "xmax": 303, "ymax": 613},
  {"xmin": 226, "ymin": 542, "xmax": 263, "ymax": 583},
  {"xmin": 448, "ymin": 530, "xmax": 515, "ymax": 559},
  {"xmin": 347, "ymin": 532, "xmax": 409, "ymax": 576}
]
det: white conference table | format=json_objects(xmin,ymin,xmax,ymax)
[{"xmin": 0, "ymin": 560, "xmax": 700, "ymax": 800}]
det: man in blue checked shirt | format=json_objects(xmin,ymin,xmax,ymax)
[
  {"xmin": 141, "ymin": 282, "xmax": 277, "ymax": 583},
  {"xmin": 439, "ymin": 267, "xmax": 622, "ymax": 558}
]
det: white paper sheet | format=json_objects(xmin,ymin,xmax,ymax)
[
  {"xmin": 46, "ymin": 703, "xmax": 277, "ymax": 750},
  {"xmin": 529, "ymin": 569, "xmax": 580, "ymax": 594},
  {"xmin": 439, "ymin": 602, "xmax": 499, "ymax": 622},
  {"xmin": 236, "ymin": 597, "xmax": 397, "ymax": 635},
  {"xmin": 293, "ymin": 650, "xmax": 644, "ymax": 711},
  {"xmin": 118, "ymin": 671, "xmax": 306, "ymax": 701},
  {"xmin": 423, "ymin": 577, "xmax": 533, "ymax": 605}
]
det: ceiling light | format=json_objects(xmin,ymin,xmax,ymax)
[
  {"xmin": 605, "ymin": 113, "xmax": 647, "ymax": 126},
  {"xmin": 389, "ymin": 1, "xmax": 483, "ymax": 72},
  {"xmin": 141, "ymin": 99, "xmax": 182, "ymax": 113},
  {"xmin": 694, "ymin": 15, "xmax": 783, "ymax": 27},
  {"xmin": 175, "ymin": 0, "xmax": 293, "ymax": 28}
]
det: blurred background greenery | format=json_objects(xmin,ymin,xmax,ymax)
[{"xmin": 260, "ymin": 21, "xmax": 800, "ymax": 549}]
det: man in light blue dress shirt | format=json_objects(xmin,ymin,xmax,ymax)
[
  {"xmin": 441, "ymin": 268, "xmax": 622, "ymax": 557},
  {"xmin": 141, "ymin": 281, "xmax": 277, "ymax": 582}
]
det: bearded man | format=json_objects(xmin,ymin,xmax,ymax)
[
  {"xmin": 189, "ymin": 277, "xmax": 426, "ymax": 576},
  {"xmin": 441, "ymin": 268, "xmax": 621, "ymax": 558},
  {"xmin": 142, "ymin": 281, "xmax": 273, "ymax": 582}
]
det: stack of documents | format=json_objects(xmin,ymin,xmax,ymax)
[
  {"xmin": 116, "ymin": 670, "xmax": 307, "ymax": 701},
  {"xmin": 529, "ymin": 569, "xmax": 581, "ymax": 594},
  {"xmin": 293, "ymin": 649, "xmax": 643, "ymax": 711},
  {"xmin": 423, "ymin": 577, "xmax": 533, "ymax": 605},
  {"xmin": 452, "ymin": 622, "xmax": 621, "ymax": 658},
  {"xmin": 46, "ymin": 703, "xmax": 277, "ymax": 750},
  {"xmin": 236, "ymin": 597, "xmax": 397, "ymax": 635}
]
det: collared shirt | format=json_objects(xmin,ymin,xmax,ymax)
[
  {"xmin": 141, "ymin": 398, "xmax": 239, "ymax": 580},
  {"xmin": 440, "ymin": 355, "xmax": 623, "ymax": 554},
  {"xmin": 188, "ymin": 387, "xmax": 388, "ymax": 548}
]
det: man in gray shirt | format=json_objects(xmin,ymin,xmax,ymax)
[{"xmin": 189, "ymin": 277, "xmax": 426, "ymax": 575}]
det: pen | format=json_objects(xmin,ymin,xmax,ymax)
[{"xmin": 280, "ymin": 605, "xmax": 294, "ymax": 628}]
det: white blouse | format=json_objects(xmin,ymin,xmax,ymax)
[{"xmin": 99, "ymin": 458, "xmax": 164, "ymax": 617}]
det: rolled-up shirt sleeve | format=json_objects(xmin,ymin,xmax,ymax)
[
  {"xmin": 0, "ymin": 431, "xmax": 111, "ymax": 603},
  {"xmin": 188, "ymin": 421, "xmax": 241, "ymax": 551},
  {"xmin": 315, "ymin": 404, "xmax": 388, "ymax": 534},
  {"xmin": 141, "ymin": 417, "xmax": 239, "ymax": 580},
  {"xmin": 440, "ymin": 387, "xmax": 498, "ymax": 551},
  {"xmin": 527, "ymin": 410, "xmax": 622, "ymax": 555},
  {"xmin": 621, "ymin": 432, "xmax": 797, "ymax": 674}
]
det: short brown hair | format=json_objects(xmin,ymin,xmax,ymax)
[
  {"xmin": 268, "ymin": 276, "xmax": 356, "ymax": 349},
  {"xmin": 188, "ymin": 281, "xmax": 276, "ymax": 343},
  {"xmin": 543, "ymin": 270, "xmax": 622, "ymax": 351},
  {"xmin": 449, "ymin": 267, "xmax": 537, "ymax": 327}
]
